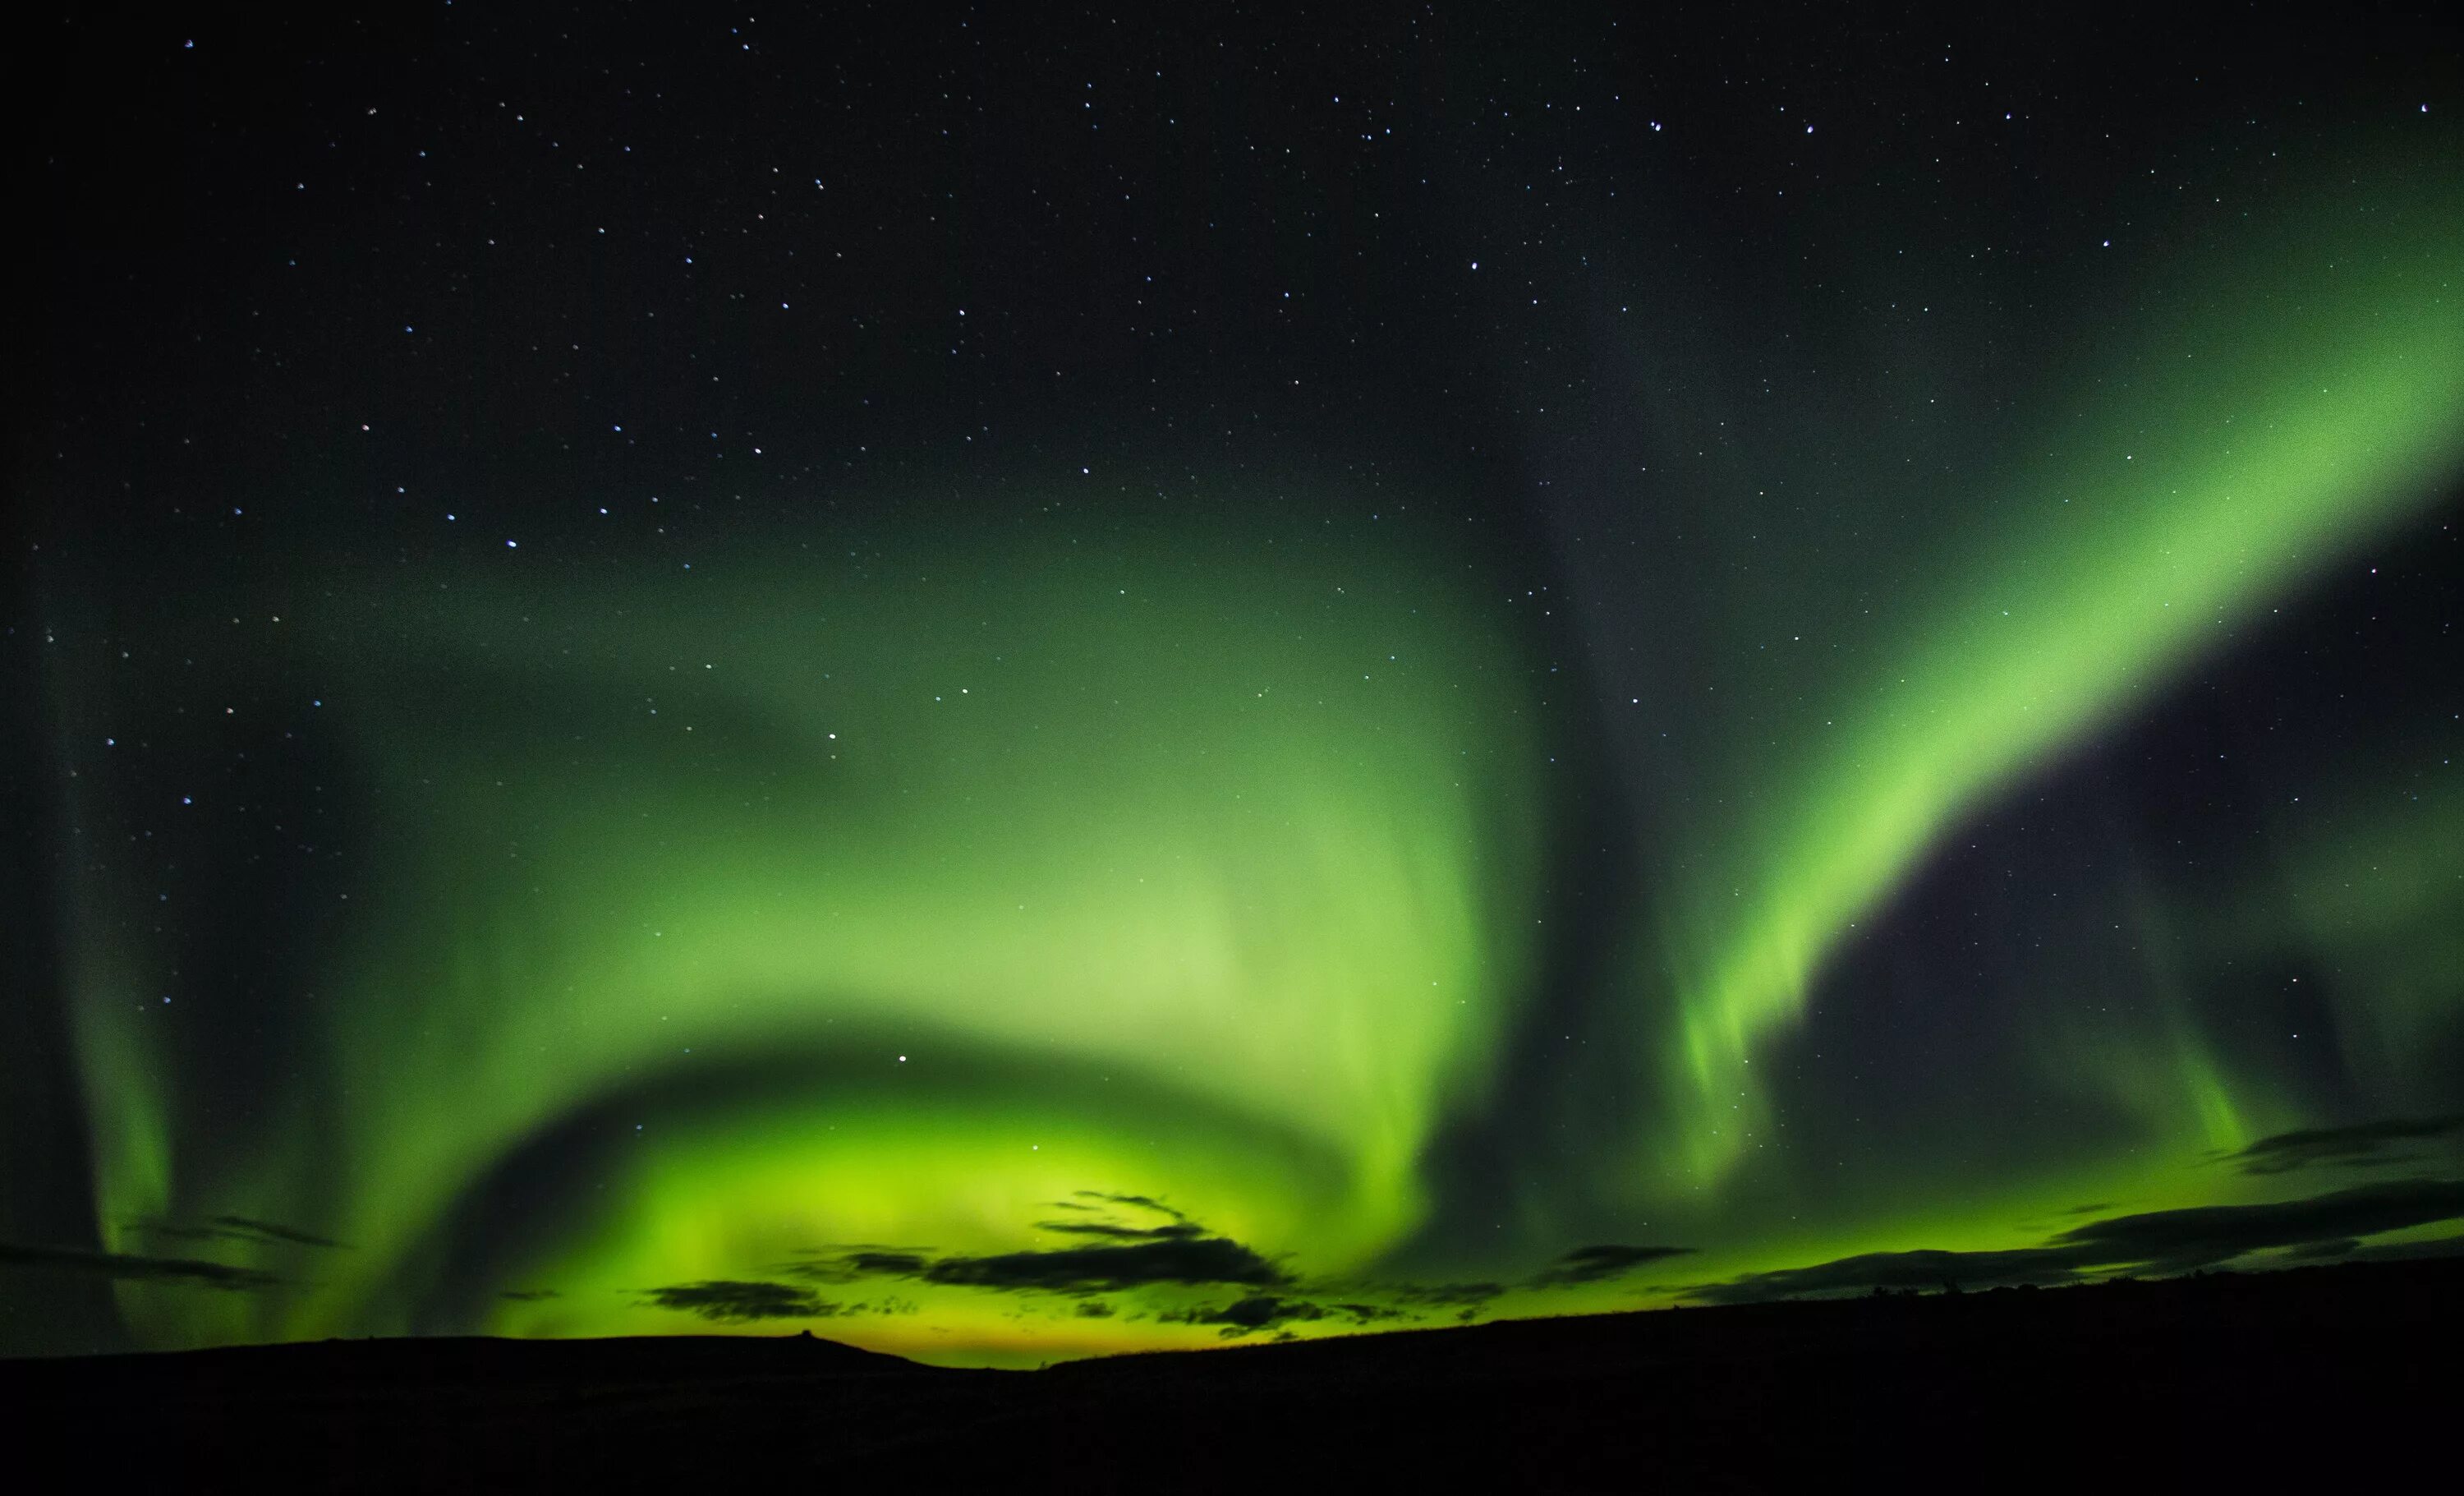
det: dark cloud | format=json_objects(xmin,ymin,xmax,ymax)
[
  {"xmin": 2227, "ymin": 1116, "xmax": 2464, "ymax": 1176},
  {"xmin": 923, "ymin": 1236, "xmax": 1286, "ymax": 1293},
  {"xmin": 780, "ymin": 1262, "xmax": 848, "ymax": 1284},
  {"xmin": 1024, "ymin": 1192, "xmax": 1210, "ymax": 1244},
  {"xmin": 769, "ymin": 1203, "xmax": 1663, "ymax": 1330},
  {"xmin": 2050, "ymin": 1178, "xmax": 2464, "ymax": 1268},
  {"xmin": 1691, "ymin": 1247, "xmax": 2088, "ymax": 1305},
  {"xmin": 499, "ymin": 1287, "xmax": 561, "ymax": 1301},
  {"xmin": 215, "ymin": 1216, "xmax": 347, "ymax": 1249},
  {"xmin": 0, "ymin": 1240, "xmax": 282, "ymax": 1291},
  {"xmin": 1384, "ymin": 1282, "xmax": 1506, "ymax": 1308},
  {"xmin": 1031, "ymin": 1219, "xmax": 1207, "ymax": 1242},
  {"xmin": 133, "ymin": 1223, "xmax": 246, "ymax": 1246},
  {"xmin": 773, "ymin": 1201, "xmax": 1519, "ymax": 1332},
  {"xmin": 1067, "ymin": 1191, "xmax": 1187, "ymax": 1222},
  {"xmin": 129, "ymin": 1216, "xmax": 348, "ymax": 1250},
  {"xmin": 1161, "ymin": 1294, "xmax": 1403, "ymax": 1337},
  {"xmin": 1179, "ymin": 1295, "xmax": 1312, "ymax": 1333},
  {"xmin": 1690, "ymin": 1178, "xmax": 2464, "ymax": 1303},
  {"xmin": 784, "ymin": 1249, "xmax": 931, "ymax": 1284},
  {"xmin": 1533, "ymin": 1244, "xmax": 1695, "ymax": 1287},
  {"xmin": 783, "ymin": 1204, "xmax": 1285, "ymax": 1296},
  {"xmin": 2336, "ymin": 1233, "xmax": 2464, "ymax": 1265},
  {"xmin": 641, "ymin": 1280, "xmax": 836, "ymax": 1322}
]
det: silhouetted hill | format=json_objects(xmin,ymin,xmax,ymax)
[
  {"xmin": 17, "ymin": 1328, "xmax": 922, "ymax": 1387},
  {"xmin": 10, "ymin": 1259, "xmax": 2460, "ymax": 1489}
]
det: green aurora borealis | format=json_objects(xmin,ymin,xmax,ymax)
[{"xmin": 12, "ymin": 12, "xmax": 2464, "ymax": 1365}]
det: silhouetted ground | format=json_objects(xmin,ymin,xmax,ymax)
[{"xmin": 9, "ymin": 1260, "xmax": 2459, "ymax": 1490}]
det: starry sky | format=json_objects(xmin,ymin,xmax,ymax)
[{"xmin": 7, "ymin": 6, "xmax": 2463, "ymax": 1365}]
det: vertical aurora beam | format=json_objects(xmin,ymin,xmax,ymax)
[{"xmin": 1649, "ymin": 159, "xmax": 2464, "ymax": 1181}]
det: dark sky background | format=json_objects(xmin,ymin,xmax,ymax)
[{"xmin": 8, "ymin": 4, "xmax": 2462, "ymax": 1363}]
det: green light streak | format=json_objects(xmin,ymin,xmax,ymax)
[{"xmin": 1651, "ymin": 163, "xmax": 2464, "ymax": 1181}]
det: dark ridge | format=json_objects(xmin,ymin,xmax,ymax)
[
  {"xmin": 11, "ymin": 1330, "xmax": 926, "ymax": 1388},
  {"xmin": 6, "ymin": 1258, "xmax": 2460, "ymax": 1488}
]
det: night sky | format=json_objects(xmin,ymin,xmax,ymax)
[{"xmin": 8, "ymin": 6, "xmax": 2463, "ymax": 1365}]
